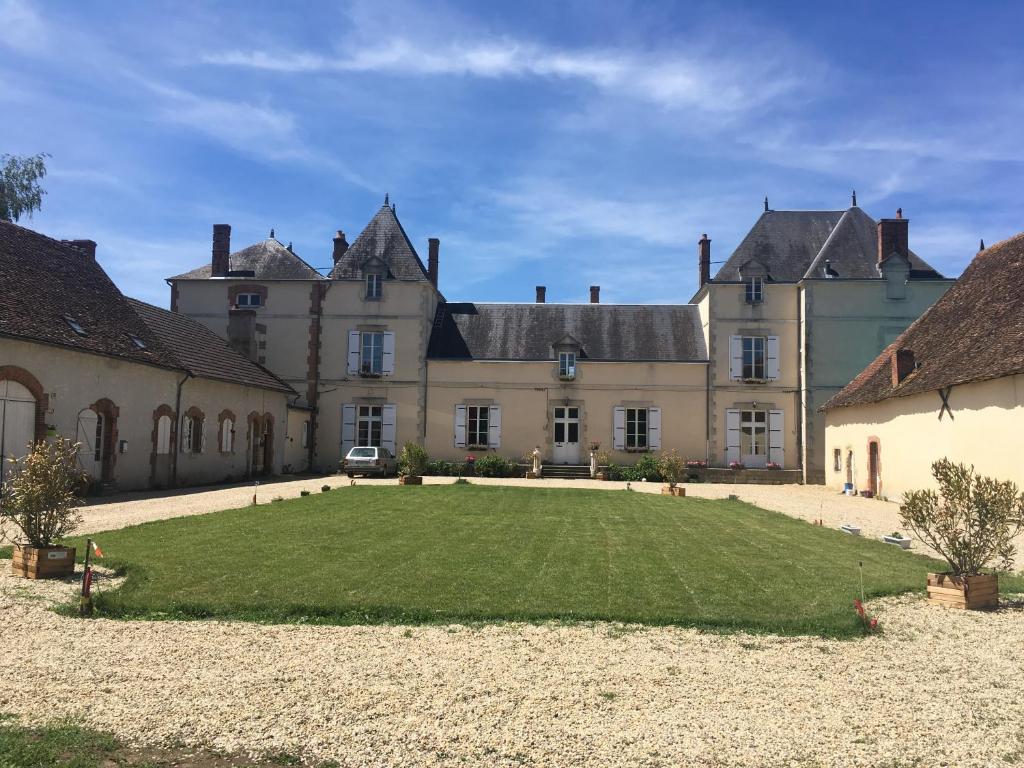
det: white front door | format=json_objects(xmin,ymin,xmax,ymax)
[
  {"xmin": 740, "ymin": 410, "xmax": 767, "ymax": 468},
  {"xmin": 552, "ymin": 406, "xmax": 581, "ymax": 464},
  {"xmin": 0, "ymin": 380, "xmax": 36, "ymax": 485}
]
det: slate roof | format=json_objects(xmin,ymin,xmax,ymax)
[
  {"xmin": 127, "ymin": 299, "xmax": 294, "ymax": 394},
  {"xmin": 823, "ymin": 233, "xmax": 1024, "ymax": 410},
  {"xmin": 428, "ymin": 303, "xmax": 708, "ymax": 362},
  {"xmin": 171, "ymin": 238, "xmax": 324, "ymax": 280},
  {"xmin": 329, "ymin": 204, "xmax": 430, "ymax": 281},
  {"xmin": 0, "ymin": 220, "xmax": 178, "ymax": 369},
  {"xmin": 714, "ymin": 207, "xmax": 943, "ymax": 282}
]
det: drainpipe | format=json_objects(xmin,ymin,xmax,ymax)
[
  {"xmin": 307, "ymin": 282, "xmax": 330, "ymax": 472},
  {"xmin": 705, "ymin": 361, "xmax": 711, "ymax": 464},
  {"xmin": 796, "ymin": 286, "xmax": 805, "ymax": 481},
  {"xmin": 171, "ymin": 371, "xmax": 193, "ymax": 488}
]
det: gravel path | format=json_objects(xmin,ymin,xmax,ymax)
[{"xmin": 2, "ymin": 563, "xmax": 1024, "ymax": 767}]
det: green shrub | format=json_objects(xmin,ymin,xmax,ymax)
[
  {"xmin": 321, "ymin": 485, "xmax": 331, "ymax": 492},
  {"xmin": 657, "ymin": 449, "xmax": 685, "ymax": 487},
  {"xmin": 398, "ymin": 442, "xmax": 430, "ymax": 477},
  {"xmin": 300, "ymin": 490, "xmax": 311, "ymax": 497},
  {"xmin": 606, "ymin": 455, "xmax": 663, "ymax": 482},
  {"xmin": 425, "ymin": 460, "xmax": 460, "ymax": 476},
  {"xmin": 473, "ymin": 454, "xmax": 518, "ymax": 478}
]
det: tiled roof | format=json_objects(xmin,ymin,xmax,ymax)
[
  {"xmin": 714, "ymin": 207, "xmax": 942, "ymax": 282},
  {"xmin": 0, "ymin": 221, "xmax": 178, "ymax": 369},
  {"xmin": 823, "ymin": 233, "xmax": 1024, "ymax": 410},
  {"xmin": 329, "ymin": 204, "xmax": 430, "ymax": 281},
  {"xmin": 171, "ymin": 238, "xmax": 324, "ymax": 280},
  {"xmin": 428, "ymin": 303, "xmax": 708, "ymax": 362},
  {"xmin": 127, "ymin": 299, "xmax": 294, "ymax": 394}
]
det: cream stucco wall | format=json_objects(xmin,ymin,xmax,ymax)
[
  {"xmin": 802, "ymin": 278, "xmax": 952, "ymax": 483},
  {"xmin": 0, "ymin": 337, "xmax": 288, "ymax": 491},
  {"xmin": 425, "ymin": 359, "xmax": 708, "ymax": 465},
  {"xmin": 824, "ymin": 373, "xmax": 1024, "ymax": 500}
]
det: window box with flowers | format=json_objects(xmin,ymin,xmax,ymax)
[
  {"xmin": 766, "ymin": 461, "xmax": 782, "ymax": 470},
  {"xmin": 729, "ymin": 461, "xmax": 745, "ymax": 470}
]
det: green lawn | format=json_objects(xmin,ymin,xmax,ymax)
[{"xmin": 63, "ymin": 485, "xmax": 1018, "ymax": 637}]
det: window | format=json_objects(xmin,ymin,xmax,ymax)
[
  {"xmin": 745, "ymin": 276, "xmax": 764, "ymax": 304},
  {"xmin": 558, "ymin": 352, "xmax": 576, "ymax": 379},
  {"xmin": 466, "ymin": 406, "xmax": 489, "ymax": 447},
  {"xmin": 128, "ymin": 334, "xmax": 146, "ymax": 349},
  {"xmin": 366, "ymin": 273, "xmax": 382, "ymax": 299},
  {"xmin": 357, "ymin": 405, "xmax": 383, "ymax": 447},
  {"xmin": 833, "ymin": 448, "xmax": 842, "ymax": 472},
  {"xmin": 740, "ymin": 411, "xmax": 767, "ymax": 457},
  {"xmin": 64, "ymin": 315, "xmax": 87, "ymax": 336},
  {"xmin": 93, "ymin": 415, "xmax": 104, "ymax": 461},
  {"xmin": 301, "ymin": 420, "xmax": 310, "ymax": 449},
  {"xmin": 182, "ymin": 413, "xmax": 203, "ymax": 453},
  {"xmin": 236, "ymin": 293, "xmax": 262, "ymax": 308},
  {"xmin": 742, "ymin": 336, "xmax": 766, "ymax": 380},
  {"xmin": 220, "ymin": 418, "xmax": 234, "ymax": 453},
  {"xmin": 553, "ymin": 406, "xmax": 580, "ymax": 444},
  {"xmin": 625, "ymin": 407, "xmax": 648, "ymax": 450},
  {"xmin": 360, "ymin": 332, "xmax": 384, "ymax": 375}
]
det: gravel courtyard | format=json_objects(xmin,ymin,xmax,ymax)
[{"xmin": 2, "ymin": 563, "xmax": 1024, "ymax": 767}]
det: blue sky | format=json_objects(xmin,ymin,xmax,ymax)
[{"xmin": 3, "ymin": 0, "xmax": 1023, "ymax": 306}]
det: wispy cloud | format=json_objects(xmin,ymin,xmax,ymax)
[
  {"xmin": 0, "ymin": 0, "xmax": 46, "ymax": 53},
  {"xmin": 203, "ymin": 36, "xmax": 804, "ymax": 113}
]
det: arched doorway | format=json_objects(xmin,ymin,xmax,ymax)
[
  {"xmin": 78, "ymin": 399, "xmax": 119, "ymax": 484},
  {"xmin": 0, "ymin": 379, "xmax": 37, "ymax": 486},
  {"xmin": 261, "ymin": 413, "xmax": 274, "ymax": 476},
  {"xmin": 867, "ymin": 439, "xmax": 881, "ymax": 496}
]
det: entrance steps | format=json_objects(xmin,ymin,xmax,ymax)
[{"xmin": 541, "ymin": 464, "xmax": 592, "ymax": 480}]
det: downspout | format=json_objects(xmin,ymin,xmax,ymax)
[
  {"xmin": 705, "ymin": 361, "xmax": 711, "ymax": 464},
  {"xmin": 796, "ymin": 285, "xmax": 805, "ymax": 482},
  {"xmin": 172, "ymin": 370, "xmax": 193, "ymax": 488},
  {"xmin": 307, "ymin": 281, "xmax": 329, "ymax": 473}
]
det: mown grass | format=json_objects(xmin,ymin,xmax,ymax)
[{"xmin": 61, "ymin": 485, "xmax": 1021, "ymax": 638}]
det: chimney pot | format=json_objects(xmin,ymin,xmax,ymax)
[
  {"xmin": 427, "ymin": 237, "xmax": 440, "ymax": 288},
  {"xmin": 590, "ymin": 285, "xmax": 600, "ymax": 304},
  {"xmin": 332, "ymin": 230, "xmax": 349, "ymax": 265},
  {"xmin": 535, "ymin": 286, "xmax": 546, "ymax": 303},
  {"xmin": 877, "ymin": 215, "xmax": 909, "ymax": 267},
  {"xmin": 212, "ymin": 224, "xmax": 231, "ymax": 277},
  {"xmin": 698, "ymin": 233, "xmax": 712, "ymax": 288},
  {"xmin": 891, "ymin": 348, "xmax": 916, "ymax": 387}
]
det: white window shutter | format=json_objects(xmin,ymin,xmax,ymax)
[
  {"xmin": 347, "ymin": 331, "xmax": 361, "ymax": 375},
  {"xmin": 381, "ymin": 332, "xmax": 395, "ymax": 375},
  {"xmin": 341, "ymin": 404, "xmax": 356, "ymax": 455},
  {"xmin": 381, "ymin": 405, "xmax": 397, "ymax": 453},
  {"xmin": 613, "ymin": 406, "xmax": 625, "ymax": 450},
  {"xmin": 726, "ymin": 409, "xmax": 741, "ymax": 464},
  {"xmin": 729, "ymin": 335, "xmax": 743, "ymax": 380},
  {"xmin": 156, "ymin": 415, "xmax": 171, "ymax": 455},
  {"xmin": 766, "ymin": 336, "xmax": 780, "ymax": 380},
  {"xmin": 769, "ymin": 410, "xmax": 785, "ymax": 466},
  {"xmin": 199, "ymin": 420, "xmax": 206, "ymax": 453},
  {"xmin": 180, "ymin": 416, "xmax": 190, "ymax": 453},
  {"xmin": 648, "ymin": 407, "xmax": 661, "ymax": 450},
  {"xmin": 488, "ymin": 405, "xmax": 502, "ymax": 448},
  {"xmin": 454, "ymin": 405, "xmax": 467, "ymax": 448}
]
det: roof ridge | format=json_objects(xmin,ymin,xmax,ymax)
[
  {"xmin": 803, "ymin": 208, "xmax": 857, "ymax": 278},
  {"xmin": 254, "ymin": 238, "xmax": 326, "ymax": 278}
]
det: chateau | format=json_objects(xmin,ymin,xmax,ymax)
[{"xmin": 163, "ymin": 195, "xmax": 952, "ymax": 484}]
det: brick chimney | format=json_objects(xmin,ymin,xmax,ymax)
[
  {"xmin": 891, "ymin": 348, "xmax": 915, "ymax": 386},
  {"xmin": 536, "ymin": 286, "xmax": 546, "ymax": 303},
  {"xmin": 212, "ymin": 224, "xmax": 231, "ymax": 277},
  {"xmin": 65, "ymin": 239, "xmax": 97, "ymax": 260},
  {"xmin": 877, "ymin": 209, "xmax": 909, "ymax": 267},
  {"xmin": 427, "ymin": 238, "xmax": 440, "ymax": 288},
  {"xmin": 332, "ymin": 230, "xmax": 348, "ymax": 265},
  {"xmin": 590, "ymin": 285, "xmax": 600, "ymax": 304},
  {"xmin": 698, "ymin": 234, "xmax": 711, "ymax": 288}
]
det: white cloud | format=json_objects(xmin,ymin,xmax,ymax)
[
  {"xmin": 203, "ymin": 35, "xmax": 805, "ymax": 113},
  {"xmin": 0, "ymin": 0, "xmax": 46, "ymax": 53}
]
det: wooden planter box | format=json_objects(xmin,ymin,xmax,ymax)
[
  {"xmin": 661, "ymin": 486, "xmax": 686, "ymax": 496},
  {"xmin": 927, "ymin": 572, "xmax": 999, "ymax": 610},
  {"xmin": 595, "ymin": 472, "xmax": 608, "ymax": 481},
  {"xmin": 11, "ymin": 544, "xmax": 76, "ymax": 580},
  {"xmin": 398, "ymin": 475, "xmax": 422, "ymax": 485}
]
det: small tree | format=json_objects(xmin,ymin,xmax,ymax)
[
  {"xmin": 0, "ymin": 438, "xmax": 86, "ymax": 548},
  {"xmin": 0, "ymin": 153, "xmax": 49, "ymax": 222},
  {"xmin": 900, "ymin": 459, "xmax": 1024, "ymax": 576},
  {"xmin": 397, "ymin": 441, "xmax": 429, "ymax": 477},
  {"xmin": 657, "ymin": 449, "xmax": 685, "ymax": 488}
]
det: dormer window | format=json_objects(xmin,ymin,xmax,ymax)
[
  {"xmin": 559, "ymin": 351, "xmax": 576, "ymax": 380},
  {"xmin": 745, "ymin": 276, "xmax": 764, "ymax": 304},
  {"xmin": 128, "ymin": 334, "xmax": 146, "ymax": 349},
  {"xmin": 236, "ymin": 293, "xmax": 262, "ymax": 308},
  {"xmin": 63, "ymin": 315, "xmax": 86, "ymax": 336},
  {"xmin": 366, "ymin": 272, "xmax": 383, "ymax": 299}
]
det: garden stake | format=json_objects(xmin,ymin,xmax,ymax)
[
  {"xmin": 858, "ymin": 561, "xmax": 865, "ymax": 603},
  {"xmin": 252, "ymin": 480, "xmax": 259, "ymax": 506},
  {"xmin": 80, "ymin": 538, "xmax": 94, "ymax": 616}
]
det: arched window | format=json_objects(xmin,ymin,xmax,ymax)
[
  {"xmin": 181, "ymin": 408, "xmax": 205, "ymax": 454},
  {"xmin": 221, "ymin": 417, "xmax": 234, "ymax": 453},
  {"xmin": 156, "ymin": 414, "xmax": 172, "ymax": 454}
]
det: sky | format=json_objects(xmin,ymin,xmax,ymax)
[{"xmin": 2, "ymin": 0, "xmax": 1023, "ymax": 306}]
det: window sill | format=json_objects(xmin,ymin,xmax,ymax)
[
  {"xmin": 558, "ymin": 375, "xmax": 577, "ymax": 381},
  {"xmin": 623, "ymin": 448, "xmax": 651, "ymax": 453},
  {"xmin": 736, "ymin": 378, "xmax": 773, "ymax": 384},
  {"xmin": 363, "ymin": 296, "xmax": 382, "ymax": 301},
  {"xmin": 359, "ymin": 371, "xmax": 384, "ymax": 379}
]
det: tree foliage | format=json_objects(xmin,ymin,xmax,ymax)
[
  {"xmin": 657, "ymin": 449, "xmax": 685, "ymax": 488},
  {"xmin": 900, "ymin": 459, "xmax": 1024, "ymax": 576},
  {"xmin": 0, "ymin": 437, "xmax": 85, "ymax": 548},
  {"xmin": 397, "ymin": 441, "xmax": 429, "ymax": 477},
  {"xmin": 0, "ymin": 153, "xmax": 49, "ymax": 222}
]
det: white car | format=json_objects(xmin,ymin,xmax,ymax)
[{"xmin": 342, "ymin": 446, "xmax": 398, "ymax": 478}]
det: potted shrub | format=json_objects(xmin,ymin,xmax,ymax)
[
  {"xmin": 398, "ymin": 442, "xmax": 428, "ymax": 485},
  {"xmin": 765, "ymin": 461, "xmax": 782, "ymax": 470},
  {"xmin": 882, "ymin": 531, "xmax": 912, "ymax": 549},
  {"xmin": 1, "ymin": 438, "xmax": 86, "ymax": 580},
  {"xmin": 729, "ymin": 460, "xmax": 745, "ymax": 471},
  {"xmin": 595, "ymin": 451, "xmax": 610, "ymax": 481},
  {"xmin": 657, "ymin": 449, "xmax": 686, "ymax": 496},
  {"xmin": 901, "ymin": 459, "xmax": 1024, "ymax": 610}
]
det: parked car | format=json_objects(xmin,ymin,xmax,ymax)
[{"xmin": 342, "ymin": 446, "xmax": 397, "ymax": 477}]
